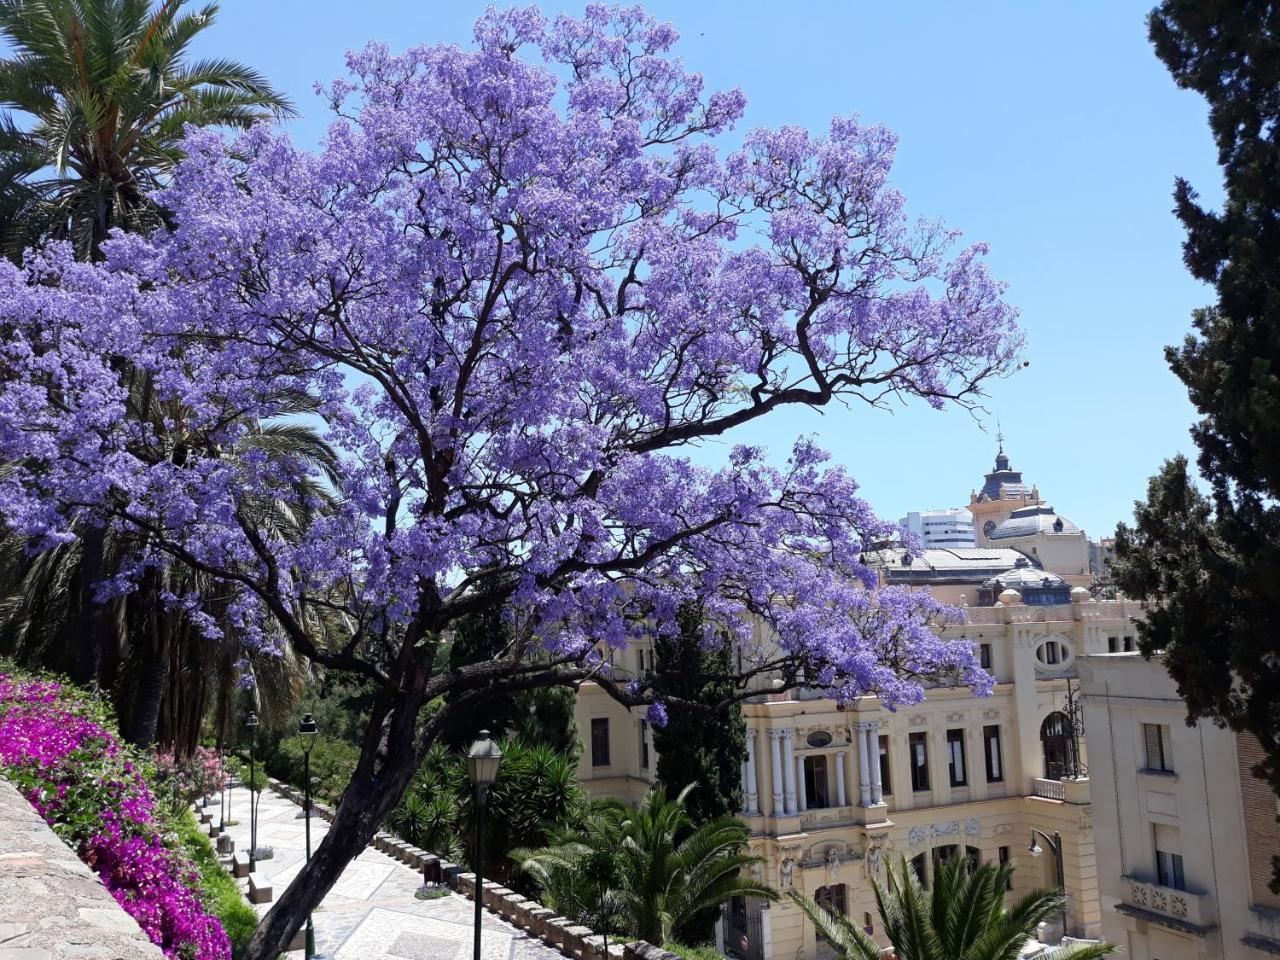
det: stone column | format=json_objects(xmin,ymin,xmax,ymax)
[
  {"xmin": 868, "ymin": 723, "xmax": 884, "ymax": 805},
  {"xmin": 769, "ymin": 729, "xmax": 784, "ymax": 815},
  {"xmin": 783, "ymin": 730, "xmax": 798, "ymax": 815},
  {"xmin": 744, "ymin": 729, "xmax": 759, "ymax": 815},
  {"xmin": 858, "ymin": 723, "xmax": 872, "ymax": 807},
  {"xmin": 796, "ymin": 755, "xmax": 807, "ymax": 812},
  {"xmin": 835, "ymin": 751, "xmax": 847, "ymax": 806}
]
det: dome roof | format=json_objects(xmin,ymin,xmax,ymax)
[
  {"xmin": 982, "ymin": 556, "xmax": 1067, "ymax": 591},
  {"xmin": 978, "ymin": 447, "xmax": 1031, "ymax": 502},
  {"xmin": 988, "ymin": 503, "xmax": 1080, "ymax": 541}
]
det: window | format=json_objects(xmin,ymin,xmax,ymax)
[
  {"xmin": 1043, "ymin": 641, "xmax": 1059, "ymax": 664},
  {"xmin": 878, "ymin": 735, "xmax": 892, "ymax": 796},
  {"xmin": 591, "ymin": 718, "xmax": 610, "ymax": 767},
  {"xmin": 803, "ymin": 755, "xmax": 830, "ymax": 809},
  {"xmin": 984, "ymin": 725, "xmax": 1004, "ymax": 782},
  {"xmin": 1156, "ymin": 847, "xmax": 1186, "ymax": 890},
  {"xmin": 909, "ymin": 732, "xmax": 930, "ymax": 792},
  {"xmin": 1124, "ymin": 636, "xmax": 1136, "ymax": 652},
  {"xmin": 947, "ymin": 729, "xmax": 967, "ymax": 787},
  {"xmin": 814, "ymin": 884, "xmax": 847, "ymax": 942},
  {"xmin": 636, "ymin": 648, "xmax": 647, "ymax": 676},
  {"xmin": 979, "ymin": 643, "xmax": 992, "ymax": 670},
  {"xmin": 998, "ymin": 846, "xmax": 1012, "ymax": 889},
  {"xmin": 639, "ymin": 720, "xmax": 649, "ymax": 769},
  {"xmin": 1108, "ymin": 636, "xmax": 1119, "ymax": 653},
  {"xmin": 863, "ymin": 912, "xmax": 874, "ymax": 936},
  {"xmin": 910, "ymin": 852, "xmax": 928, "ymax": 887},
  {"xmin": 1143, "ymin": 723, "xmax": 1172, "ymax": 772}
]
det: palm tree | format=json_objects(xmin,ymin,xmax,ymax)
[
  {"xmin": 0, "ymin": 388, "xmax": 340, "ymax": 749},
  {"xmin": 515, "ymin": 785, "xmax": 777, "ymax": 946},
  {"xmin": 790, "ymin": 855, "xmax": 1113, "ymax": 960},
  {"xmin": 0, "ymin": 0, "xmax": 293, "ymax": 260}
]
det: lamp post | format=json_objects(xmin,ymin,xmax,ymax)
[
  {"xmin": 467, "ymin": 731, "xmax": 504, "ymax": 960},
  {"xmin": 299, "ymin": 713, "xmax": 319, "ymax": 960},
  {"xmin": 1028, "ymin": 828, "xmax": 1067, "ymax": 940},
  {"xmin": 246, "ymin": 710, "xmax": 260, "ymax": 871}
]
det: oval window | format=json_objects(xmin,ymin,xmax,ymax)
[
  {"xmin": 1035, "ymin": 641, "xmax": 1069, "ymax": 665},
  {"xmin": 807, "ymin": 730, "xmax": 833, "ymax": 748}
]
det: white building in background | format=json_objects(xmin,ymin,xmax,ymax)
[
  {"xmin": 575, "ymin": 446, "xmax": 1128, "ymax": 960},
  {"xmin": 899, "ymin": 508, "xmax": 976, "ymax": 548},
  {"xmin": 1079, "ymin": 652, "xmax": 1280, "ymax": 960}
]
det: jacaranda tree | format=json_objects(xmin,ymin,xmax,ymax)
[{"xmin": 0, "ymin": 7, "xmax": 1022, "ymax": 957}]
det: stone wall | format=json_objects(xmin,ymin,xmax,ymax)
[
  {"xmin": 0, "ymin": 777, "xmax": 164, "ymax": 960},
  {"xmin": 265, "ymin": 777, "xmax": 679, "ymax": 960}
]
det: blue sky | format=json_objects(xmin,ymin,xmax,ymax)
[{"xmin": 196, "ymin": 1, "xmax": 1222, "ymax": 539}]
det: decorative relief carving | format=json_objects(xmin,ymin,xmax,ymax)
[
  {"xmin": 965, "ymin": 818, "xmax": 981, "ymax": 838},
  {"xmin": 931, "ymin": 820, "xmax": 961, "ymax": 840},
  {"xmin": 864, "ymin": 832, "xmax": 890, "ymax": 878},
  {"xmin": 779, "ymin": 858, "xmax": 795, "ymax": 889},
  {"xmin": 909, "ymin": 715, "xmax": 927, "ymax": 727},
  {"xmin": 826, "ymin": 846, "xmax": 842, "ymax": 881},
  {"xmin": 945, "ymin": 711, "xmax": 965, "ymax": 723},
  {"xmin": 993, "ymin": 823, "xmax": 1014, "ymax": 837},
  {"xmin": 1171, "ymin": 894, "xmax": 1189, "ymax": 918},
  {"xmin": 982, "ymin": 709, "xmax": 1002, "ymax": 721},
  {"xmin": 908, "ymin": 826, "xmax": 926, "ymax": 847}
]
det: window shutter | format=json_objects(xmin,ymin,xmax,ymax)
[{"xmin": 1143, "ymin": 723, "xmax": 1164, "ymax": 770}]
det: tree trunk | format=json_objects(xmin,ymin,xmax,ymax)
[
  {"xmin": 69, "ymin": 525, "xmax": 106, "ymax": 687},
  {"xmin": 122, "ymin": 570, "xmax": 168, "ymax": 748},
  {"xmin": 242, "ymin": 717, "xmax": 429, "ymax": 960}
]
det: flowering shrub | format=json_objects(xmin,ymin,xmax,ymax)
[
  {"xmin": 0, "ymin": 673, "xmax": 231, "ymax": 960},
  {"xmin": 154, "ymin": 747, "xmax": 226, "ymax": 819}
]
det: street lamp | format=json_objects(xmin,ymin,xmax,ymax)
[
  {"xmin": 246, "ymin": 710, "xmax": 260, "ymax": 871},
  {"xmin": 299, "ymin": 713, "xmax": 319, "ymax": 960},
  {"xmin": 467, "ymin": 731, "xmax": 504, "ymax": 960},
  {"xmin": 1028, "ymin": 828, "xmax": 1067, "ymax": 940}
]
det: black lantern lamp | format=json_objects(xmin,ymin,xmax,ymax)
[{"xmin": 467, "ymin": 731, "xmax": 504, "ymax": 960}]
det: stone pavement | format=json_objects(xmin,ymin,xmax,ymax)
[{"xmin": 217, "ymin": 781, "xmax": 567, "ymax": 960}]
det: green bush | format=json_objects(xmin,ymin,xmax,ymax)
[
  {"xmin": 173, "ymin": 811, "xmax": 258, "ymax": 956},
  {"xmin": 667, "ymin": 943, "xmax": 725, "ymax": 960},
  {"xmin": 266, "ymin": 734, "xmax": 359, "ymax": 804}
]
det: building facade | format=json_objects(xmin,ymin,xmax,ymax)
[
  {"xmin": 1079, "ymin": 652, "xmax": 1280, "ymax": 960},
  {"xmin": 899, "ymin": 508, "xmax": 977, "ymax": 549},
  {"xmin": 572, "ymin": 446, "xmax": 1128, "ymax": 960}
]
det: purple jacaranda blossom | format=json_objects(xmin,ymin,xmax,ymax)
[{"xmin": 0, "ymin": 8, "xmax": 1019, "ymax": 952}]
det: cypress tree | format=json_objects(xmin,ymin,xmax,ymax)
[
  {"xmin": 1114, "ymin": 1, "xmax": 1280, "ymax": 878},
  {"xmin": 652, "ymin": 603, "xmax": 747, "ymax": 825}
]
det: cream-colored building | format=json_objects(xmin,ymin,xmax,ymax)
[
  {"xmin": 575, "ymin": 450, "xmax": 1134, "ymax": 960},
  {"xmin": 1079, "ymin": 652, "xmax": 1280, "ymax": 959}
]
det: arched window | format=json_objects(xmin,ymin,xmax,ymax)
[
  {"xmin": 1040, "ymin": 711, "xmax": 1077, "ymax": 780},
  {"xmin": 814, "ymin": 884, "xmax": 847, "ymax": 944}
]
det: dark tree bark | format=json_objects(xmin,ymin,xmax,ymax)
[{"xmin": 69, "ymin": 525, "xmax": 106, "ymax": 687}]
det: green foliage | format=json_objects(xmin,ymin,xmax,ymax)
[
  {"xmin": 790, "ymin": 856, "xmax": 1113, "ymax": 960},
  {"xmin": 0, "ymin": 0, "xmax": 293, "ymax": 259},
  {"xmin": 1116, "ymin": 0, "xmax": 1280, "ymax": 859},
  {"xmin": 437, "ymin": 600, "xmax": 578, "ymax": 755},
  {"xmin": 652, "ymin": 603, "xmax": 746, "ymax": 826},
  {"xmin": 666, "ymin": 944, "xmax": 725, "ymax": 960},
  {"xmin": 172, "ymin": 811, "xmax": 259, "ymax": 956},
  {"xmin": 514, "ymin": 785, "xmax": 776, "ymax": 947},
  {"xmin": 265, "ymin": 734, "xmax": 360, "ymax": 805},
  {"xmin": 386, "ymin": 739, "xmax": 584, "ymax": 889}
]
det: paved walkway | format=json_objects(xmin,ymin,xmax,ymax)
[{"xmin": 217, "ymin": 782, "xmax": 565, "ymax": 960}]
